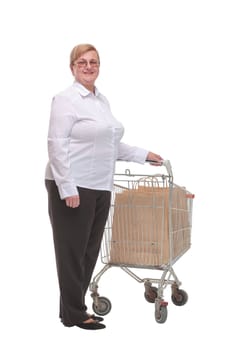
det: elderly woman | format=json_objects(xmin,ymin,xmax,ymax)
[{"xmin": 45, "ymin": 43, "xmax": 163, "ymax": 330}]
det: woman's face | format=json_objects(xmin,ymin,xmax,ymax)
[{"xmin": 72, "ymin": 50, "xmax": 100, "ymax": 92}]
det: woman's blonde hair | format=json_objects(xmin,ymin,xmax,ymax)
[{"xmin": 70, "ymin": 44, "xmax": 100, "ymax": 70}]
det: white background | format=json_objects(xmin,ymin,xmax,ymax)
[{"xmin": 0, "ymin": 0, "xmax": 232, "ymax": 348}]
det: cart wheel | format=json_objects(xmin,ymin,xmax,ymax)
[
  {"xmin": 92, "ymin": 296, "xmax": 112, "ymax": 316},
  {"xmin": 144, "ymin": 287, "xmax": 158, "ymax": 303},
  {"xmin": 171, "ymin": 289, "xmax": 188, "ymax": 306},
  {"xmin": 155, "ymin": 305, "xmax": 168, "ymax": 324}
]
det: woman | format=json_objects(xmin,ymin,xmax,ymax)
[{"xmin": 45, "ymin": 43, "xmax": 163, "ymax": 330}]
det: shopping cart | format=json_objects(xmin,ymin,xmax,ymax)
[{"xmin": 89, "ymin": 160, "xmax": 194, "ymax": 323}]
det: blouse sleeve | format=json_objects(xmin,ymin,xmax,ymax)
[
  {"xmin": 47, "ymin": 95, "xmax": 78, "ymax": 199},
  {"xmin": 117, "ymin": 142, "xmax": 149, "ymax": 164}
]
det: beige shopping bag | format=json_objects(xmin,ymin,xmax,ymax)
[{"xmin": 109, "ymin": 185, "xmax": 190, "ymax": 266}]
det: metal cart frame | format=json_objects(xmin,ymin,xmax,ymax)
[{"xmin": 89, "ymin": 160, "xmax": 194, "ymax": 323}]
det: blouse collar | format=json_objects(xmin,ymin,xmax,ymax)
[{"xmin": 73, "ymin": 81, "xmax": 100, "ymax": 97}]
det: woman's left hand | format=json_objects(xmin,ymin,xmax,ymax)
[{"xmin": 146, "ymin": 152, "xmax": 164, "ymax": 166}]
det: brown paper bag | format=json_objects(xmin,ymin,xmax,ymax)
[{"xmin": 109, "ymin": 184, "xmax": 191, "ymax": 267}]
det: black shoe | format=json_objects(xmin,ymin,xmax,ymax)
[
  {"xmin": 76, "ymin": 322, "xmax": 106, "ymax": 330},
  {"xmin": 90, "ymin": 314, "xmax": 104, "ymax": 322}
]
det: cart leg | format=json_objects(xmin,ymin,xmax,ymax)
[
  {"xmin": 89, "ymin": 264, "xmax": 113, "ymax": 316},
  {"xmin": 89, "ymin": 264, "xmax": 112, "ymax": 304},
  {"xmin": 171, "ymin": 283, "xmax": 180, "ymax": 298},
  {"xmin": 144, "ymin": 281, "xmax": 158, "ymax": 303},
  {"xmin": 154, "ymin": 298, "xmax": 168, "ymax": 324},
  {"xmin": 171, "ymin": 283, "xmax": 188, "ymax": 306}
]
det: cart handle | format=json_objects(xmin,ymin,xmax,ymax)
[{"xmin": 146, "ymin": 159, "xmax": 173, "ymax": 178}]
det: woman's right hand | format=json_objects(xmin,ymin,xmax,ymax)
[{"xmin": 65, "ymin": 195, "xmax": 80, "ymax": 208}]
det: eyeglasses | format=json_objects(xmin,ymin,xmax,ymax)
[{"xmin": 74, "ymin": 60, "xmax": 99, "ymax": 68}]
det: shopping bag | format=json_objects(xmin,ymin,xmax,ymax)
[{"xmin": 109, "ymin": 184, "xmax": 191, "ymax": 266}]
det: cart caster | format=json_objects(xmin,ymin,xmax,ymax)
[
  {"xmin": 92, "ymin": 296, "xmax": 112, "ymax": 316},
  {"xmin": 144, "ymin": 286, "xmax": 158, "ymax": 303},
  {"xmin": 171, "ymin": 289, "xmax": 188, "ymax": 306},
  {"xmin": 154, "ymin": 300, "xmax": 168, "ymax": 324}
]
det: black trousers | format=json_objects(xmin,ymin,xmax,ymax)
[{"xmin": 45, "ymin": 180, "xmax": 111, "ymax": 325}]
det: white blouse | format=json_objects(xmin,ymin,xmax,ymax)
[{"xmin": 45, "ymin": 82, "xmax": 148, "ymax": 199}]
